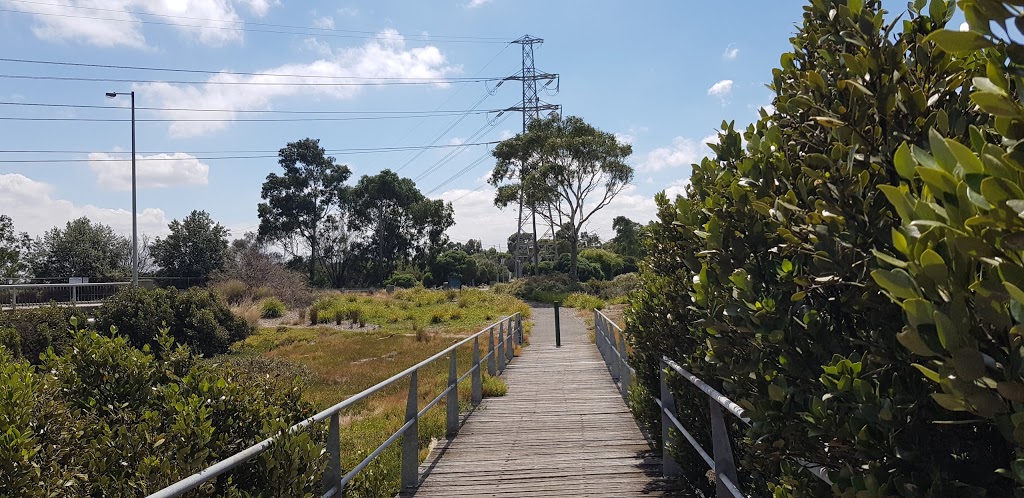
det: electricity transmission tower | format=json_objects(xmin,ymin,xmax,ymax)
[{"xmin": 506, "ymin": 34, "xmax": 559, "ymax": 277}]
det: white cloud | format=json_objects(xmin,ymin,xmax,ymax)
[
  {"xmin": 137, "ymin": 30, "xmax": 457, "ymax": 137},
  {"xmin": 614, "ymin": 132, "xmax": 636, "ymax": 145},
  {"xmin": 337, "ymin": 7, "xmax": 359, "ymax": 17},
  {"xmin": 639, "ymin": 134, "xmax": 717, "ymax": 172},
  {"xmin": 707, "ymin": 79, "xmax": 734, "ymax": 98},
  {"xmin": 448, "ymin": 137, "xmax": 466, "ymax": 146},
  {"xmin": 759, "ymin": 103, "xmax": 776, "ymax": 115},
  {"xmin": 88, "ymin": 153, "xmax": 210, "ymax": 190},
  {"xmin": 0, "ymin": 174, "xmax": 170, "ymax": 237},
  {"xmin": 467, "ymin": 0, "xmax": 493, "ymax": 8},
  {"xmin": 960, "ymin": 21, "xmax": 970, "ymax": 31},
  {"xmin": 723, "ymin": 45, "xmax": 739, "ymax": 59},
  {"xmin": 3, "ymin": 0, "xmax": 277, "ymax": 48},
  {"xmin": 664, "ymin": 178, "xmax": 691, "ymax": 199},
  {"xmin": 312, "ymin": 16, "xmax": 335, "ymax": 29},
  {"xmin": 499, "ymin": 129, "xmax": 515, "ymax": 140}
]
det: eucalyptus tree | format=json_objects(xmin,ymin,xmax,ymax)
[
  {"xmin": 257, "ymin": 138, "xmax": 351, "ymax": 282},
  {"xmin": 490, "ymin": 114, "xmax": 633, "ymax": 281},
  {"xmin": 150, "ymin": 210, "xmax": 230, "ymax": 283}
]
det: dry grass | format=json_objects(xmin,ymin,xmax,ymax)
[{"xmin": 226, "ymin": 288, "xmax": 531, "ymax": 497}]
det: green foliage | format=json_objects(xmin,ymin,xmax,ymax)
[
  {"xmin": 151, "ymin": 210, "xmax": 230, "ymax": 283},
  {"xmin": 578, "ymin": 248, "xmax": 625, "ymax": 280},
  {"xmin": 31, "ymin": 216, "xmax": 129, "ymax": 280},
  {"xmin": 582, "ymin": 272, "xmax": 639, "ymax": 301},
  {"xmin": 628, "ymin": 0, "xmax": 1013, "ymax": 495},
  {"xmin": 0, "ymin": 326, "xmax": 322, "ymax": 497},
  {"xmin": 260, "ymin": 297, "xmax": 287, "ymax": 318},
  {"xmin": 0, "ymin": 214, "xmax": 31, "ymax": 279},
  {"xmin": 867, "ymin": 1, "xmax": 1024, "ymax": 489},
  {"xmin": 430, "ymin": 250, "xmax": 478, "ymax": 284},
  {"xmin": 258, "ymin": 138, "xmax": 352, "ymax": 283},
  {"xmin": 384, "ymin": 272, "xmax": 418, "ymax": 289},
  {"xmin": 490, "ymin": 114, "xmax": 633, "ymax": 281},
  {"xmin": 562, "ymin": 293, "xmax": 605, "ymax": 310},
  {"xmin": 607, "ymin": 215, "xmax": 645, "ymax": 259},
  {"xmin": 347, "ymin": 169, "xmax": 454, "ymax": 286},
  {"xmin": 0, "ymin": 305, "xmax": 88, "ymax": 362},
  {"xmin": 494, "ymin": 274, "xmax": 578, "ymax": 303},
  {"xmin": 95, "ymin": 286, "xmax": 253, "ymax": 357}
]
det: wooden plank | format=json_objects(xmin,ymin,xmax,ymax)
[{"xmin": 409, "ymin": 306, "xmax": 680, "ymax": 496}]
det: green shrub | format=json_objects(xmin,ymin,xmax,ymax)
[
  {"xmin": 0, "ymin": 305, "xmax": 89, "ymax": 363},
  {"xmin": 384, "ymin": 272, "xmax": 418, "ymax": 289},
  {"xmin": 0, "ymin": 326, "xmax": 323, "ymax": 497},
  {"xmin": 628, "ymin": 1, "xmax": 1010, "ymax": 495},
  {"xmin": 579, "ymin": 248, "xmax": 625, "ymax": 280},
  {"xmin": 0, "ymin": 326, "xmax": 20, "ymax": 357},
  {"xmin": 210, "ymin": 279, "xmax": 248, "ymax": 305},
  {"xmin": 260, "ymin": 297, "xmax": 286, "ymax": 318},
  {"xmin": 94, "ymin": 287, "xmax": 253, "ymax": 358},
  {"xmin": 562, "ymin": 293, "xmax": 605, "ymax": 310}
]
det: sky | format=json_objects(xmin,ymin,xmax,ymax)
[{"xmin": 0, "ymin": 0, "xmax": 812, "ymax": 251}]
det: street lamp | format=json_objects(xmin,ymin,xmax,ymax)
[{"xmin": 105, "ymin": 91, "xmax": 138, "ymax": 287}]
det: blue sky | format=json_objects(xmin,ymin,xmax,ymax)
[{"xmin": 0, "ymin": 0, "xmax": 809, "ymax": 249}]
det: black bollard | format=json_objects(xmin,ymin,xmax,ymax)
[{"xmin": 553, "ymin": 301, "xmax": 561, "ymax": 347}]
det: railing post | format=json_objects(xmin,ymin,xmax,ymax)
[
  {"xmin": 710, "ymin": 398, "xmax": 741, "ymax": 497},
  {"xmin": 471, "ymin": 336, "xmax": 482, "ymax": 406},
  {"xmin": 553, "ymin": 301, "xmax": 561, "ymax": 347},
  {"xmin": 595, "ymin": 311, "xmax": 605, "ymax": 362},
  {"xmin": 515, "ymin": 313, "xmax": 523, "ymax": 345},
  {"xmin": 497, "ymin": 321, "xmax": 506, "ymax": 373},
  {"xmin": 447, "ymin": 350, "xmax": 459, "ymax": 437},
  {"xmin": 487, "ymin": 327, "xmax": 496, "ymax": 377},
  {"xmin": 323, "ymin": 412, "xmax": 342, "ymax": 495},
  {"xmin": 660, "ymin": 362, "xmax": 681, "ymax": 479},
  {"xmin": 401, "ymin": 370, "xmax": 419, "ymax": 490},
  {"xmin": 618, "ymin": 328, "xmax": 630, "ymax": 398},
  {"xmin": 506, "ymin": 317, "xmax": 514, "ymax": 361},
  {"xmin": 609, "ymin": 323, "xmax": 620, "ymax": 381},
  {"xmin": 71, "ymin": 285, "xmax": 77, "ymax": 305}
]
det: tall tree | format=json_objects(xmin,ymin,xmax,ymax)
[
  {"xmin": 491, "ymin": 114, "xmax": 633, "ymax": 281},
  {"xmin": 609, "ymin": 216, "xmax": 644, "ymax": 258},
  {"xmin": 151, "ymin": 210, "xmax": 230, "ymax": 283},
  {"xmin": 0, "ymin": 215, "xmax": 31, "ymax": 280},
  {"xmin": 258, "ymin": 138, "xmax": 351, "ymax": 282},
  {"xmin": 32, "ymin": 217, "xmax": 130, "ymax": 280},
  {"xmin": 347, "ymin": 169, "xmax": 454, "ymax": 285}
]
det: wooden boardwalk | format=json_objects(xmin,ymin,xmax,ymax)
[{"xmin": 412, "ymin": 305, "xmax": 675, "ymax": 497}]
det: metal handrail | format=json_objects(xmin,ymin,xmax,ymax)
[
  {"xmin": 0, "ymin": 282, "xmax": 130, "ymax": 309},
  {"xmin": 148, "ymin": 312, "xmax": 525, "ymax": 498},
  {"xmin": 591, "ymin": 309, "xmax": 832, "ymax": 498}
]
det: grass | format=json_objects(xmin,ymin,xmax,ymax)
[
  {"xmin": 227, "ymin": 288, "xmax": 531, "ymax": 497},
  {"xmin": 562, "ymin": 292, "xmax": 606, "ymax": 310}
]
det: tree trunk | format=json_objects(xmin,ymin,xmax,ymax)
[
  {"xmin": 569, "ymin": 228, "xmax": 579, "ymax": 283},
  {"xmin": 309, "ymin": 235, "xmax": 317, "ymax": 284},
  {"xmin": 531, "ymin": 207, "xmax": 540, "ymax": 276}
]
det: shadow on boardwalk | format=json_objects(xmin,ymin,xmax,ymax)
[{"xmin": 409, "ymin": 306, "xmax": 690, "ymax": 497}]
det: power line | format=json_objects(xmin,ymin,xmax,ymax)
[
  {"xmin": 0, "ymin": 142, "xmax": 499, "ymax": 162},
  {"xmin": 0, "ymin": 101, "xmax": 508, "ymax": 115},
  {"xmin": 413, "ymin": 112, "xmax": 509, "ymax": 182},
  {"xmin": 0, "ymin": 112, "xmax": 501, "ymax": 123},
  {"xmin": 0, "ymin": 58, "xmax": 508, "ymax": 82},
  {"xmin": 0, "ymin": 74, "xmax": 498, "ymax": 86},
  {"xmin": 2, "ymin": 0, "xmax": 509, "ymax": 43},
  {"xmin": 425, "ymin": 149, "xmax": 495, "ymax": 195}
]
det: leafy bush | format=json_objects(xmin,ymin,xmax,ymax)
[
  {"xmin": 0, "ymin": 325, "xmax": 323, "ymax": 497},
  {"xmin": 384, "ymin": 272, "xmax": 418, "ymax": 289},
  {"xmin": 210, "ymin": 279, "xmax": 248, "ymax": 305},
  {"xmin": 0, "ymin": 305, "xmax": 89, "ymax": 363},
  {"xmin": 628, "ymin": 1, "xmax": 1013, "ymax": 495},
  {"xmin": 581, "ymin": 272, "xmax": 639, "ymax": 301},
  {"xmin": 260, "ymin": 297, "xmax": 286, "ymax": 318},
  {"xmin": 94, "ymin": 286, "xmax": 254, "ymax": 358},
  {"xmin": 579, "ymin": 248, "xmax": 625, "ymax": 280},
  {"xmin": 562, "ymin": 293, "xmax": 605, "ymax": 310},
  {"xmin": 494, "ymin": 273, "xmax": 579, "ymax": 303}
]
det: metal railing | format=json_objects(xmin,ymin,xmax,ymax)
[
  {"xmin": 592, "ymin": 309, "xmax": 832, "ymax": 498},
  {"xmin": 0, "ymin": 282, "xmax": 131, "ymax": 309},
  {"xmin": 148, "ymin": 312, "xmax": 525, "ymax": 498}
]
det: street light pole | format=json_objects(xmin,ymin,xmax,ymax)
[{"xmin": 106, "ymin": 91, "xmax": 138, "ymax": 287}]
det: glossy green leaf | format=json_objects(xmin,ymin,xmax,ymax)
[
  {"xmin": 871, "ymin": 268, "xmax": 921, "ymax": 300},
  {"xmin": 894, "ymin": 142, "xmax": 917, "ymax": 180},
  {"xmin": 944, "ymin": 138, "xmax": 984, "ymax": 174},
  {"xmin": 924, "ymin": 29, "xmax": 994, "ymax": 53}
]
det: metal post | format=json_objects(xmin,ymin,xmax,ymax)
[
  {"xmin": 130, "ymin": 91, "xmax": 138, "ymax": 288},
  {"xmin": 323, "ymin": 412, "xmax": 342, "ymax": 495},
  {"xmin": 609, "ymin": 324, "xmax": 620, "ymax": 381},
  {"xmin": 710, "ymin": 398, "xmax": 741, "ymax": 497},
  {"xmin": 660, "ymin": 364, "xmax": 681, "ymax": 479},
  {"xmin": 401, "ymin": 370, "xmax": 419, "ymax": 489},
  {"xmin": 487, "ymin": 327, "xmax": 496, "ymax": 377},
  {"xmin": 447, "ymin": 350, "xmax": 459, "ymax": 437},
  {"xmin": 497, "ymin": 321, "xmax": 506, "ymax": 373},
  {"xmin": 506, "ymin": 317, "xmax": 514, "ymax": 361},
  {"xmin": 553, "ymin": 301, "xmax": 561, "ymax": 347},
  {"xmin": 595, "ymin": 311, "xmax": 604, "ymax": 360},
  {"xmin": 619, "ymin": 328, "xmax": 630, "ymax": 398},
  {"xmin": 515, "ymin": 313, "xmax": 523, "ymax": 344},
  {"xmin": 71, "ymin": 285, "xmax": 77, "ymax": 305},
  {"xmin": 472, "ymin": 337, "xmax": 482, "ymax": 406}
]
